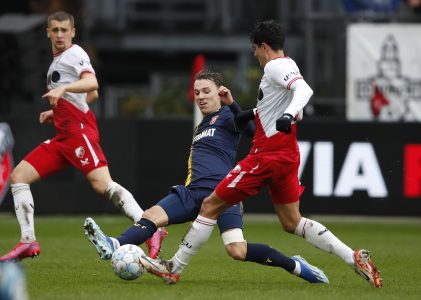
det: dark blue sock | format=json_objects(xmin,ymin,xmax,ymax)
[
  {"xmin": 117, "ymin": 218, "xmax": 157, "ymax": 246},
  {"xmin": 245, "ymin": 243, "xmax": 296, "ymax": 273}
]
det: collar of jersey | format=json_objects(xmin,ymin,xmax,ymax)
[{"xmin": 53, "ymin": 44, "xmax": 74, "ymax": 57}]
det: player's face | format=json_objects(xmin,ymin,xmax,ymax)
[
  {"xmin": 47, "ymin": 20, "xmax": 75, "ymax": 54},
  {"xmin": 252, "ymin": 43, "xmax": 269, "ymax": 67},
  {"xmin": 194, "ymin": 79, "xmax": 222, "ymax": 116}
]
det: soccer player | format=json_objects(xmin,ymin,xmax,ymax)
[
  {"xmin": 0, "ymin": 11, "xmax": 165, "ymax": 262},
  {"xmin": 84, "ymin": 70, "xmax": 329, "ymax": 284},
  {"xmin": 144, "ymin": 20, "xmax": 383, "ymax": 288}
]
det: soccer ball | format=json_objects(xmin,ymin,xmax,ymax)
[{"xmin": 111, "ymin": 244, "xmax": 146, "ymax": 280}]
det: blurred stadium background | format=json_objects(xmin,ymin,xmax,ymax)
[{"xmin": 1, "ymin": 0, "xmax": 421, "ymax": 217}]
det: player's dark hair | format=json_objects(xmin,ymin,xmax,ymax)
[
  {"xmin": 195, "ymin": 70, "xmax": 224, "ymax": 87},
  {"xmin": 250, "ymin": 20, "xmax": 285, "ymax": 51},
  {"xmin": 48, "ymin": 11, "xmax": 74, "ymax": 27}
]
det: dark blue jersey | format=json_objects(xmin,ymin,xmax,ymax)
[{"xmin": 185, "ymin": 106, "xmax": 240, "ymax": 190}]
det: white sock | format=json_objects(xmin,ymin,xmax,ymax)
[
  {"xmin": 12, "ymin": 183, "xmax": 36, "ymax": 243},
  {"xmin": 170, "ymin": 215, "xmax": 217, "ymax": 274},
  {"xmin": 105, "ymin": 182, "xmax": 144, "ymax": 223},
  {"xmin": 295, "ymin": 217, "xmax": 354, "ymax": 265},
  {"xmin": 292, "ymin": 261, "xmax": 301, "ymax": 276}
]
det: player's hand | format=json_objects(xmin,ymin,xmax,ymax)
[
  {"xmin": 42, "ymin": 86, "xmax": 66, "ymax": 106},
  {"xmin": 276, "ymin": 113, "xmax": 294, "ymax": 133},
  {"xmin": 39, "ymin": 110, "xmax": 54, "ymax": 124},
  {"xmin": 218, "ymin": 86, "xmax": 234, "ymax": 105},
  {"xmin": 235, "ymin": 109, "xmax": 255, "ymax": 131}
]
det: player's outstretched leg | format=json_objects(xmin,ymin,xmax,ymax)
[
  {"xmin": 353, "ymin": 249, "xmax": 382, "ymax": 288},
  {"xmin": 145, "ymin": 227, "xmax": 168, "ymax": 259},
  {"xmin": 291, "ymin": 256, "xmax": 329, "ymax": 284},
  {"xmin": 84, "ymin": 217, "xmax": 117, "ymax": 260},
  {"xmin": 0, "ymin": 241, "xmax": 40, "ymax": 262},
  {"xmin": 140, "ymin": 256, "xmax": 180, "ymax": 284}
]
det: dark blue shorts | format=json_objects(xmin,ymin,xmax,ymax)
[{"xmin": 157, "ymin": 185, "xmax": 243, "ymax": 233}]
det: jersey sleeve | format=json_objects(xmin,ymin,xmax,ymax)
[
  {"xmin": 65, "ymin": 46, "xmax": 95, "ymax": 78},
  {"xmin": 265, "ymin": 59, "xmax": 303, "ymax": 90}
]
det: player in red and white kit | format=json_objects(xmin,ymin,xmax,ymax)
[
  {"xmin": 145, "ymin": 20, "xmax": 382, "ymax": 288},
  {"xmin": 0, "ymin": 11, "xmax": 165, "ymax": 262}
]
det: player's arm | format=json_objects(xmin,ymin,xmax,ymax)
[
  {"xmin": 284, "ymin": 79, "xmax": 313, "ymax": 119},
  {"xmin": 39, "ymin": 109, "xmax": 53, "ymax": 124},
  {"xmin": 218, "ymin": 86, "xmax": 255, "ymax": 137},
  {"xmin": 267, "ymin": 61, "xmax": 312, "ymax": 133},
  {"xmin": 86, "ymin": 90, "xmax": 99, "ymax": 104},
  {"xmin": 42, "ymin": 73, "xmax": 99, "ymax": 106},
  {"xmin": 276, "ymin": 79, "xmax": 312, "ymax": 133}
]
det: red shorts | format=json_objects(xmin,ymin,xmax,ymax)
[
  {"xmin": 24, "ymin": 133, "xmax": 108, "ymax": 178},
  {"xmin": 215, "ymin": 154, "xmax": 300, "ymax": 205}
]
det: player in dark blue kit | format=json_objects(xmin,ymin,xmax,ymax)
[{"xmin": 84, "ymin": 70, "xmax": 328, "ymax": 284}]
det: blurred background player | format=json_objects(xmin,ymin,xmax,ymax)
[
  {"xmin": 0, "ymin": 11, "xmax": 165, "ymax": 262},
  {"xmin": 0, "ymin": 262, "xmax": 29, "ymax": 300},
  {"xmin": 144, "ymin": 20, "xmax": 382, "ymax": 288},
  {"xmin": 84, "ymin": 70, "xmax": 328, "ymax": 284}
]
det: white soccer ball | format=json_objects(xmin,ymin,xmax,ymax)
[{"xmin": 111, "ymin": 244, "xmax": 146, "ymax": 280}]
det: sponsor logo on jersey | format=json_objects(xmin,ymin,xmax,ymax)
[
  {"xmin": 75, "ymin": 146, "xmax": 85, "ymax": 158},
  {"xmin": 52, "ymin": 71, "xmax": 60, "ymax": 83},
  {"xmin": 80, "ymin": 158, "xmax": 89, "ymax": 166},
  {"xmin": 193, "ymin": 128, "xmax": 216, "ymax": 143},
  {"xmin": 43, "ymin": 139, "xmax": 51, "ymax": 144},
  {"xmin": 210, "ymin": 115, "xmax": 219, "ymax": 125},
  {"xmin": 283, "ymin": 71, "xmax": 300, "ymax": 82}
]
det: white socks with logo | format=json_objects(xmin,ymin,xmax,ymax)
[
  {"xmin": 294, "ymin": 217, "xmax": 354, "ymax": 265},
  {"xmin": 11, "ymin": 183, "xmax": 36, "ymax": 243},
  {"xmin": 170, "ymin": 215, "xmax": 217, "ymax": 274},
  {"xmin": 105, "ymin": 182, "xmax": 144, "ymax": 223}
]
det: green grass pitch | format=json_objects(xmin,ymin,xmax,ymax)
[{"xmin": 1, "ymin": 214, "xmax": 421, "ymax": 300}]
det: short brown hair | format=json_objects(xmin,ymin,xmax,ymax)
[
  {"xmin": 195, "ymin": 70, "xmax": 224, "ymax": 87},
  {"xmin": 48, "ymin": 11, "xmax": 74, "ymax": 27}
]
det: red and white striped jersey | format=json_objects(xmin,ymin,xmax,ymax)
[{"xmin": 47, "ymin": 44, "xmax": 95, "ymax": 113}]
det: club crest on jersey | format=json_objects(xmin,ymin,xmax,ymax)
[
  {"xmin": 210, "ymin": 115, "xmax": 219, "ymax": 125},
  {"xmin": 75, "ymin": 146, "xmax": 85, "ymax": 158}
]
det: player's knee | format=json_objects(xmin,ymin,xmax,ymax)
[
  {"xmin": 10, "ymin": 169, "xmax": 21, "ymax": 184},
  {"xmin": 142, "ymin": 210, "xmax": 160, "ymax": 226},
  {"xmin": 91, "ymin": 180, "xmax": 106, "ymax": 194},
  {"xmin": 200, "ymin": 197, "xmax": 216, "ymax": 216},
  {"xmin": 225, "ymin": 242, "xmax": 247, "ymax": 261},
  {"xmin": 10, "ymin": 165, "xmax": 30, "ymax": 184},
  {"xmin": 200, "ymin": 193, "xmax": 227, "ymax": 219}
]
